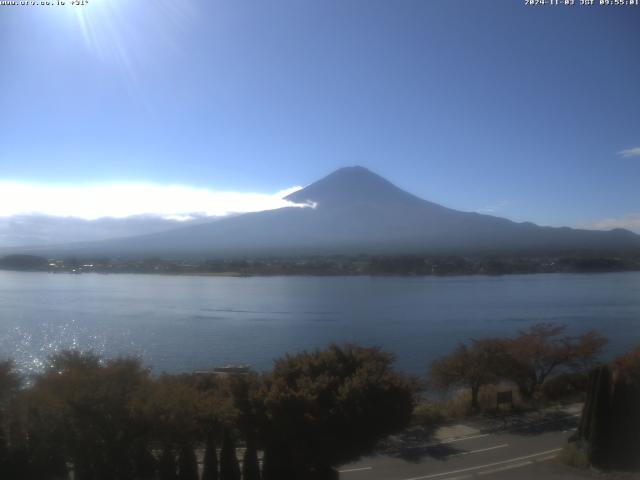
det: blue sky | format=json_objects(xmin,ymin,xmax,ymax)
[{"xmin": 1, "ymin": 0, "xmax": 639, "ymax": 231}]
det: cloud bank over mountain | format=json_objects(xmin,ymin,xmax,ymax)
[
  {"xmin": 0, "ymin": 182, "xmax": 308, "ymax": 247},
  {"xmin": 0, "ymin": 214, "xmax": 217, "ymax": 248},
  {"xmin": 0, "ymin": 182, "xmax": 303, "ymax": 220},
  {"xmin": 590, "ymin": 213, "xmax": 640, "ymax": 234}
]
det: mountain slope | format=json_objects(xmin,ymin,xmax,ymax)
[
  {"xmin": 0, "ymin": 214, "xmax": 215, "ymax": 248},
  {"xmin": 13, "ymin": 166, "xmax": 640, "ymax": 258}
]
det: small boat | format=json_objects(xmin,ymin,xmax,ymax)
[{"xmin": 213, "ymin": 364, "xmax": 250, "ymax": 375}]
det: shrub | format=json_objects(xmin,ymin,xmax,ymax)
[
  {"xmin": 541, "ymin": 372, "xmax": 589, "ymax": 402},
  {"xmin": 411, "ymin": 402, "xmax": 445, "ymax": 427},
  {"xmin": 258, "ymin": 344, "xmax": 417, "ymax": 477},
  {"xmin": 559, "ymin": 444, "xmax": 589, "ymax": 470}
]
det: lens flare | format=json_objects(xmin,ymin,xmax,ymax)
[{"xmin": 63, "ymin": 0, "xmax": 196, "ymax": 82}]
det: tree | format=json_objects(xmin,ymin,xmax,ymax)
[
  {"xmin": 158, "ymin": 447, "xmax": 178, "ymax": 480},
  {"xmin": 572, "ymin": 346, "xmax": 640, "ymax": 471},
  {"xmin": 144, "ymin": 372, "xmax": 233, "ymax": 480},
  {"xmin": 27, "ymin": 351, "xmax": 152, "ymax": 480},
  {"xmin": 257, "ymin": 344, "xmax": 416, "ymax": 478},
  {"xmin": 224, "ymin": 374, "xmax": 261, "ymax": 480},
  {"xmin": 261, "ymin": 445, "xmax": 290, "ymax": 480},
  {"xmin": 429, "ymin": 339, "xmax": 506, "ymax": 411},
  {"xmin": 21, "ymin": 387, "xmax": 68, "ymax": 480},
  {"xmin": 0, "ymin": 370, "xmax": 30, "ymax": 480},
  {"xmin": 177, "ymin": 444, "xmax": 198, "ymax": 480},
  {"xmin": 219, "ymin": 428, "xmax": 241, "ymax": 480},
  {"xmin": 502, "ymin": 323, "xmax": 606, "ymax": 399},
  {"xmin": 201, "ymin": 432, "xmax": 219, "ymax": 480},
  {"xmin": 0, "ymin": 433, "xmax": 8, "ymax": 478},
  {"xmin": 609, "ymin": 346, "xmax": 640, "ymax": 470},
  {"xmin": 139, "ymin": 374, "xmax": 204, "ymax": 451},
  {"xmin": 0, "ymin": 360, "xmax": 20, "ymax": 403},
  {"xmin": 242, "ymin": 435, "xmax": 260, "ymax": 480},
  {"xmin": 0, "ymin": 360, "xmax": 20, "ymax": 447},
  {"xmin": 584, "ymin": 366, "xmax": 612, "ymax": 467},
  {"xmin": 0, "ymin": 254, "xmax": 48, "ymax": 271},
  {"xmin": 613, "ymin": 345, "xmax": 640, "ymax": 387},
  {"xmin": 0, "ymin": 360, "xmax": 20, "ymax": 470},
  {"xmin": 132, "ymin": 441, "xmax": 157, "ymax": 480}
]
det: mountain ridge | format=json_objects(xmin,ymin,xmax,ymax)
[{"xmin": 4, "ymin": 166, "xmax": 639, "ymax": 259}]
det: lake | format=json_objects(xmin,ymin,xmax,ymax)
[{"xmin": 1, "ymin": 271, "xmax": 639, "ymax": 377}]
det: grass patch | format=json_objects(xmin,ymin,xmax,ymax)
[
  {"xmin": 444, "ymin": 385, "xmax": 528, "ymax": 417},
  {"xmin": 411, "ymin": 401, "xmax": 446, "ymax": 427},
  {"xmin": 412, "ymin": 384, "xmax": 526, "ymax": 427},
  {"xmin": 413, "ymin": 381, "xmax": 578, "ymax": 429}
]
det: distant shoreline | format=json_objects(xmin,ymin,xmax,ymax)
[
  {"xmin": 2, "ymin": 266, "xmax": 640, "ymax": 279},
  {"xmin": 2, "ymin": 252, "xmax": 640, "ymax": 278}
]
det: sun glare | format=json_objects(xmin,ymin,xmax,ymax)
[
  {"xmin": 69, "ymin": 0, "xmax": 137, "ymax": 76},
  {"xmin": 41, "ymin": 0, "xmax": 194, "ymax": 81}
]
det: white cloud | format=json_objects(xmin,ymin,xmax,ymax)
[
  {"xmin": 477, "ymin": 201, "xmax": 509, "ymax": 214},
  {"xmin": 619, "ymin": 147, "xmax": 640, "ymax": 158},
  {"xmin": 0, "ymin": 182, "xmax": 304, "ymax": 220},
  {"xmin": 589, "ymin": 214, "xmax": 640, "ymax": 234}
]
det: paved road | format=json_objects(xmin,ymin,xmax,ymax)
[{"xmin": 339, "ymin": 407, "xmax": 589, "ymax": 480}]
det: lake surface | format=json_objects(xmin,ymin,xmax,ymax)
[{"xmin": 1, "ymin": 271, "xmax": 639, "ymax": 377}]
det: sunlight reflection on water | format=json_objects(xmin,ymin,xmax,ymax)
[{"xmin": 1, "ymin": 271, "xmax": 639, "ymax": 376}]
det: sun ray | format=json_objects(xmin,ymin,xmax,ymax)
[{"xmin": 61, "ymin": 0, "xmax": 196, "ymax": 84}]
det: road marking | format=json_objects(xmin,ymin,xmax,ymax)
[
  {"xmin": 478, "ymin": 460, "xmax": 532, "ymax": 475},
  {"xmin": 338, "ymin": 466, "xmax": 373, "ymax": 473},
  {"xmin": 400, "ymin": 448, "xmax": 562, "ymax": 480},
  {"xmin": 450, "ymin": 444, "xmax": 509, "ymax": 457},
  {"xmin": 401, "ymin": 433, "xmax": 491, "ymax": 452},
  {"xmin": 437, "ymin": 433, "xmax": 489, "ymax": 445},
  {"xmin": 535, "ymin": 454, "xmax": 558, "ymax": 462}
]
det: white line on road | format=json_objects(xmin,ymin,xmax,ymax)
[
  {"xmin": 478, "ymin": 460, "xmax": 533, "ymax": 475},
  {"xmin": 414, "ymin": 433, "xmax": 491, "ymax": 450},
  {"xmin": 450, "ymin": 443, "xmax": 509, "ymax": 457},
  {"xmin": 400, "ymin": 448, "xmax": 562, "ymax": 480},
  {"xmin": 437, "ymin": 433, "xmax": 489, "ymax": 445},
  {"xmin": 535, "ymin": 454, "xmax": 559, "ymax": 462},
  {"xmin": 338, "ymin": 466, "xmax": 373, "ymax": 473}
]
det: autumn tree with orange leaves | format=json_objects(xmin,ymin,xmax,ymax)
[{"xmin": 501, "ymin": 323, "xmax": 607, "ymax": 399}]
